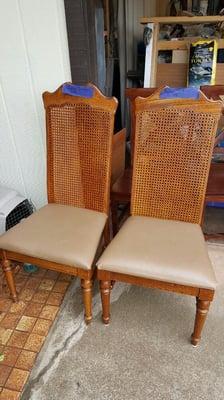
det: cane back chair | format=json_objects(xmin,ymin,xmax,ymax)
[
  {"xmin": 0, "ymin": 83, "xmax": 117, "ymax": 323},
  {"xmin": 111, "ymin": 88, "xmax": 157, "ymax": 234},
  {"xmin": 97, "ymin": 88, "xmax": 221, "ymax": 345},
  {"xmin": 111, "ymin": 86, "xmax": 224, "ymax": 236}
]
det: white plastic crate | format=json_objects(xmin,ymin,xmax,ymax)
[{"xmin": 0, "ymin": 186, "xmax": 33, "ymax": 234}]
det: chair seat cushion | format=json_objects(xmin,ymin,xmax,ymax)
[
  {"xmin": 97, "ymin": 216, "xmax": 217, "ymax": 290},
  {"xmin": 0, "ymin": 204, "xmax": 107, "ymax": 270}
]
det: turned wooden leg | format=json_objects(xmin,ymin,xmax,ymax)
[
  {"xmin": 81, "ymin": 279, "xmax": 93, "ymax": 324},
  {"xmin": 110, "ymin": 280, "xmax": 116, "ymax": 290},
  {"xmin": 100, "ymin": 280, "xmax": 111, "ymax": 324},
  {"xmin": 191, "ymin": 298, "xmax": 210, "ymax": 346},
  {"xmin": 2, "ymin": 258, "xmax": 18, "ymax": 302}
]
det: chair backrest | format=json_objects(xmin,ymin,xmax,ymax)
[
  {"xmin": 125, "ymin": 88, "xmax": 157, "ymax": 165},
  {"xmin": 43, "ymin": 83, "xmax": 117, "ymax": 214},
  {"xmin": 131, "ymin": 88, "xmax": 221, "ymax": 224},
  {"xmin": 200, "ymin": 85, "xmax": 224, "ymax": 100},
  {"xmin": 201, "ymin": 85, "xmax": 224, "ymax": 147}
]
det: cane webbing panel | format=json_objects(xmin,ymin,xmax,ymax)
[
  {"xmin": 45, "ymin": 85, "xmax": 117, "ymax": 214},
  {"xmin": 131, "ymin": 98, "xmax": 221, "ymax": 224}
]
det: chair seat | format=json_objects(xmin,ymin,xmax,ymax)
[
  {"xmin": 0, "ymin": 204, "xmax": 107, "ymax": 270},
  {"xmin": 97, "ymin": 216, "xmax": 217, "ymax": 290}
]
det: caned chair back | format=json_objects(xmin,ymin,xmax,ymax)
[
  {"xmin": 43, "ymin": 84, "xmax": 117, "ymax": 214},
  {"xmin": 131, "ymin": 89, "xmax": 221, "ymax": 224},
  {"xmin": 125, "ymin": 88, "xmax": 157, "ymax": 165}
]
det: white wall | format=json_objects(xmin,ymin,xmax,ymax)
[{"xmin": 0, "ymin": 0, "xmax": 71, "ymax": 208}]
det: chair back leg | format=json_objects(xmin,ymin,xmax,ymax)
[
  {"xmin": 110, "ymin": 280, "xmax": 116, "ymax": 289},
  {"xmin": 100, "ymin": 280, "xmax": 111, "ymax": 324},
  {"xmin": 111, "ymin": 200, "xmax": 119, "ymax": 236},
  {"xmin": 1, "ymin": 257, "xmax": 18, "ymax": 302},
  {"xmin": 103, "ymin": 220, "xmax": 111, "ymax": 247},
  {"xmin": 191, "ymin": 298, "xmax": 210, "ymax": 346},
  {"xmin": 81, "ymin": 279, "xmax": 93, "ymax": 324}
]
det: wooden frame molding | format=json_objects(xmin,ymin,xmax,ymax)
[{"xmin": 98, "ymin": 269, "xmax": 215, "ymax": 301}]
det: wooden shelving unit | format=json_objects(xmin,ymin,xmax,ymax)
[
  {"xmin": 140, "ymin": 15, "xmax": 224, "ymax": 87},
  {"xmin": 157, "ymin": 38, "xmax": 224, "ymax": 50},
  {"xmin": 141, "ymin": 15, "xmax": 224, "ymax": 24}
]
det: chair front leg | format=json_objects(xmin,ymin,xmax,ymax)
[
  {"xmin": 81, "ymin": 279, "xmax": 93, "ymax": 324},
  {"xmin": 100, "ymin": 280, "xmax": 111, "ymax": 324},
  {"xmin": 2, "ymin": 258, "xmax": 18, "ymax": 302},
  {"xmin": 191, "ymin": 298, "xmax": 210, "ymax": 346}
]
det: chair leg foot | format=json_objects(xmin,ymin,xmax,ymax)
[
  {"xmin": 100, "ymin": 280, "xmax": 111, "ymax": 324},
  {"xmin": 191, "ymin": 298, "xmax": 210, "ymax": 346},
  {"xmin": 2, "ymin": 259, "xmax": 18, "ymax": 302},
  {"xmin": 81, "ymin": 279, "xmax": 93, "ymax": 324}
]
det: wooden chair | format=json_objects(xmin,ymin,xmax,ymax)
[
  {"xmin": 0, "ymin": 83, "xmax": 117, "ymax": 324},
  {"xmin": 201, "ymin": 86, "xmax": 224, "ymax": 228},
  {"xmin": 111, "ymin": 88, "xmax": 157, "ymax": 234},
  {"xmin": 111, "ymin": 86, "xmax": 224, "ymax": 236},
  {"xmin": 97, "ymin": 89, "xmax": 221, "ymax": 345}
]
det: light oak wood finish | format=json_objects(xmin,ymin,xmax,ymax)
[
  {"xmin": 1, "ymin": 251, "xmax": 17, "ymax": 302},
  {"xmin": 157, "ymin": 64, "xmax": 224, "ymax": 88},
  {"xmin": 141, "ymin": 16, "xmax": 224, "ymax": 87},
  {"xmin": 100, "ymin": 280, "xmax": 111, "ymax": 324},
  {"xmin": 151, "ymin": 22, "xmax": 160, "ymax": 89},
  {"xmin": 202, "ymin": 85, "xmax": 224, "ymax": 240},
  {"xmin": 125, "ymin": 88, "xmax": 157, "ymax": 164},
  {"xmin": 140, "ymin": 16, "xmax": 224, "ymax": 24},
  {"xmin": 99, "ymin": 89, "xmax": 221, "ymax": 345},
  {"xmin": 111, "ymin": 128, "xmax": 126, "ymax": 185},
  {"xmin": 81, "ymin": 279, "xmax": 93, "ymax": 324},
  {"xmin": 44, "ymin": 83, "xmax": 117, "ymax": 215},
  {"xmin": 111, "ymin": 85, "xmax": 224, "ymax": 235},
  {"xmin": 191, "ymin": 299, "xmax": 211, "ymax": 346},
  {"xmin": 111, "ymin": 88, "xmax": 157, "ymax": 234},
  {"xmin": 99, "ymin": 270, "xmax": 215, "ymax": 340},
  {"xmin": 158, "ymin": 38, "xmax": 224, "ymax": 51},
  {"xmin": 0, "ymin": 83, "xmax": 117, "ymax": 323},
  {"xmin": 156, "ymin": 0, "xmax": 169, "ymax": 17},
  {"xmin": 110, "ymin": 88, "xmax": 157, "ymax": 235}
]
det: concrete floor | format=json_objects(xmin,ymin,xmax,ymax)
[
  {"xmin": 203, "ymin": 206, "xmax": 224, "ymax": 235},
  {"xmin": 21, "ymin": 208, "xmax": 224, "ymax": 400}
]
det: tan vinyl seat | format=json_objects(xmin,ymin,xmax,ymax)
[
  {"xmin": 97, "ymin": 89, "xmax": 222, "ymax": 344},
  {"xmin": 1, "ymin": 83, "xmax": 118, "ymax": 324},
  {"xmin": 97, "ymin": 216, "xmax": 217, "ymax": 290},
  {"xmin": 0, "ymin": 204, "xmax": 107, "ymax": 269}
]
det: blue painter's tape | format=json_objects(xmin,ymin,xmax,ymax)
[
  {"xmin": 160, "ymin": 87, "xmax": 199, "ymax": 100},
  {"xmin": 62, "ymin": 84, "xmax": 94, "ymax": 98},
  {"xmin": 207, "ymin": 202, "xmax": 224, "ymax": 208}
]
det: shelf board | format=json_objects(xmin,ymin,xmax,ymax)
[
  {"xmin": 158, "ymin": 38, "xmax": 224, "ymax": 50},
  {"xmin": 156, "ymin": 63, "xmax": 224, "ymax": 87},
  {"xmin": 140, "ymin": 16, "xmax": 224, "ymax": 24}
]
